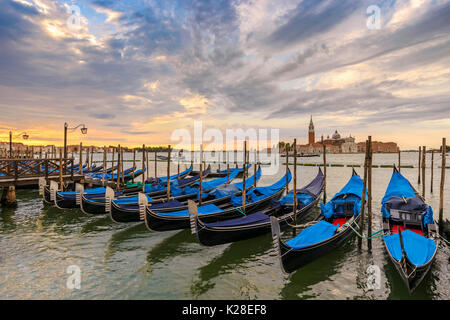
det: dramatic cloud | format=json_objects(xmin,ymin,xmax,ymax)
[{"xmin": 0, "ymin": 0, "xmax": 449, "ymax": 148}]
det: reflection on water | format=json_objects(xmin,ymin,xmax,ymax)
[
  {"xmin": 0, "ymin": 153, "xmax": 448, "ymax": 299},
  {"xmin": 191, "ymin": 235, "xmax": 273, "ymax": 298}
]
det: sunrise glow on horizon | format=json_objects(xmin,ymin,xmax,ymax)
[{"xmin": 1, "ymin": 0, "xmax": 449, "ymax": 149}]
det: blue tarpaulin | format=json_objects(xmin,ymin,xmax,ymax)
[
  {"xmin": 60, "ymin": 186, "xmax": 106, "ymax": 196},
  {"xmin": 383, "ymin": 230, "xmax": 437, "ymax": 267},
  {"xmin": 279, "ymin": 192, "xmax": 314, "ymax": 207},
  {"xmin": 230, "ymin": 171, "xmax": 291, "ymax": 206},
  {"xmin": 217, "ymin": 164, "xmax": 251, "ymax": 174},
  {"xmin": 192, "ymin": 168, "xmax": 240, "ymax": 191},
  {"xmin": 381, "ymin": 171, "xmax": 434, "ymax": 226},
  {"xmin": 204, "ymin": 211, "xmax": 269, "ymax": 228},
  {"xmin": 381, "ymin": 172, "xmax": 417, "ymax": 205},
  {"xmin": 331, "ymin": 174, "xmax": 364, "ymax": 201},
  {"xmin": 208, "ymin": 184, "xmax": 241, "ymax": 199},
  {"xmin": 286, "ymin": 220, "xmax": 339, "ymax": 250},
  {"xmin": 321, "ymin": 174, "xmax": 363, "ymax": 219},
  {"xmin": 158, "ymin": 166, "xmax": 193, "ymax": 182},
  {"xmin": 233, "ymin": 167, "xmax": 263, "ymax": 191},
  {"xmin": 114, "ymin": 194, "xmax": 153, "ymax": 204},
  {"xmin": 159, "ymin": 203, "xmax": 223, "ymax": 217}
]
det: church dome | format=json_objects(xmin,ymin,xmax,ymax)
[{"xmin": 332, "ymin": 130, "xmax": 341, "ymax": 140}]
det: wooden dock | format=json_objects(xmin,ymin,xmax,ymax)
[{"xmin": 0, "ymin": 158, "xmax": 84, "ymax": 206}]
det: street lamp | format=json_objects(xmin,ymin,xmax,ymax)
[
  {"xmin": 9, "ymin": 131, "xmax": 30, "ymax": 158},
  {"xmin": 64, "ymin": 122, "xmax": 88, "ymax": 161}
]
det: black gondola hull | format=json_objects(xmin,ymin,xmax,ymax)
[
  {"xmin": 145, "ymin": 189, "xmax": 285, "ymax": 232},
  {"xmin": 55, "ymin": 194, "xmax": 77, "ymax": 209},
  {"xmin": 278, "ymin": 215, "xmax": 360, "ymax": 274},
  {"xmin": 195, "ymin": 197, "xmax": 320, "ymax": 246},
  {"xmin": 80, "ymin": 196, "xmax": 107, "ymax": 215}
]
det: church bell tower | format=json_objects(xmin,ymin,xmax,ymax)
[{"xmin": 308, "ymin": 115, "xmax": 315, "ymax": 145}]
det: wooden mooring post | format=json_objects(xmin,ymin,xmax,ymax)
[
  {"xmin": 116, "ymin": 145, "xmax": 121, "ymax": 190},
  {"xmin": 102, "ymin": 146, "xmax": 106, "ymax": 186},
  {"xmin": 167, "ymin": 145, "xmax": 171, "ymax": 201},
  {"xmin": 430, "ymin": 150, "xmax": 434, "ymax": 194},
  {"xmin": 418, "ymin": 146, "xmax": 421, "ymax": 184},
  {"xmin": 292, "ymin": 139, "xmax": 298, "ymax": 236},
  {"xmin": 59, "ymin": 148, "xmax": 63, "ymax": 191},
  {"xmin": 254, "ymin": 149, "xmax": 257, "ymax": 187},
  {"xmin": 398, "ymin": 149, "xmax": 401, "ymax": 173},
  {"xmin": 110, "ymin": 147, "xmax": 115, "ymax": 181},
  {"xmin": 285, "ymin": 145, "xmax": 289, "ymax": 194},
  {"xmin": 90, "ymin": 147, "xmax": 94, "ymax": 171},
  {"xmin": 132, "ymin": 148, "xmax": 136, "ymax": 183},
  {"xmin": 121, "ymin": 147, "xmax": 125, "ymax": 186},
  {"xmin": 358, "ymin": 139, "xmax": 369, "ymax": 249},
  {"xmin": 142, "ymin": 145, "xmax": 146, "ymax": 193},
  {"xmin": 322, "ymin": 136, "xmax": 327, "ymax": 204},
  {"xmin": 226, "ymin": 149, "xmax": 230, "ymax": 184},
  {"xmin": 242, "ymin": 140, "xmax": 247, "ymax": 214},
  {"xmin": 79, "ymin": 142, "xmax": 83, "ymax": 173},
  {"xmin": 422, "ymin": 146, "xmax": 426, "ymax": 199},
  {"xmin": 199, "ymin": 144, "xmax": 203, "ymax": 205},
  {"xmin": 154, "ymin": 151, "xmax": 158, "ymax": 180},
  {"xmin": 367, "ymin": 136, "xmax": 373, "ymax": 251},
  {"xmin": 86, "ymin": 147, "xmax": 90, "ymax": 170},
  {"xmin": 146, "ymin": 149, "xmax": 149, "ymax": 181},
  {"xmin": 439, "ymin": 138, "xmax": 446, "ymax": 224}
]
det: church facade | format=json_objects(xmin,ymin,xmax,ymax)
[{"xmin": 296, "ymin": 116, "xmax": 397, "ymax": 154}]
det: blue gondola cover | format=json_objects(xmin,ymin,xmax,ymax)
[
  {"xmin": 321, "ymin": 174, "xmax": 363, "ymax": 219},
  {"xmin": 383, "ymin": 230, "xmax": 437, "ymax": 267},
  {"xmin": 286, "ymin": 220, "xmax": 339, "ymax": 250},
  {"xmin": 204, "ymin": 211, "xmax": 269, "ymax": 228}
]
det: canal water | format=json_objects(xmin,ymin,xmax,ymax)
[{"xmin": 0, "ymin": 152, "xmax": 448, "ymax": 299}]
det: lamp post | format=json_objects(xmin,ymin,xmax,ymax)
[
  {"xmin": 9, "ymin": 131, "xmax": 29, "ymax": 158},
  {"xmin": 64, "ymin": 122, "xmax": 87, "ymax": 161}
]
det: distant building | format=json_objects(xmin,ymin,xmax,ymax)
[
  {"xmin": 295, "ymin": 116, "xmax": 398, "ymax": 154},
  {"xmin": 357, "ymin": 141, "xmax": 399, "ymax": 153},
  {"xmin": 297, "ymin": 116, "xmax": 357, "ymax": 154}
]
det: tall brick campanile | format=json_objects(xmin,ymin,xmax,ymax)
[{"xmin": 308, "ymin": 115, "xmax": 315, "ymax": 145}]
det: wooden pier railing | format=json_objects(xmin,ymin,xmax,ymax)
[{"xmin": 0, "ymin": 158, "xmax": 83, "ymax": 187}]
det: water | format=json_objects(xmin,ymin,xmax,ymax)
[{"xmin": 0, "ymin": 153, "xmax": 448, "ymax": 300}]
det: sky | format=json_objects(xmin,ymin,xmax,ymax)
[{"xmin": 0, "ymin": 0, "xmax": 449, "ymax": 149}]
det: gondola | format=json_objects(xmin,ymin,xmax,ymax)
[
  {"xmin": 190, "ymin": 168, "xmax": 324, "ymax": 246},
  {"xmin": 129, "ymin": 165, "xmax": 193, "ymax": 188},
  {"xmin": 49, "ymin": 165, "xmax": 193, "ymax": 209},
  {"xmin": 381, "ymin": 166, "xmax": 439, "ymax": 293},
  {"xmin": 195, "ymin": 164, "xmax": 251, "ymax": 178},
  {"xmin": 42, "ymin": 164, "xmax": 117, "ymax": 204},
  {"xmin": 85, "ymin": 166, "xmax": 143, "ymax": 185},
  {"xmin": 109, "ymin": 167, "xmax": 251, "ymax": 223},
  {"xmin": 144, "ymin": 169, "xmax": 291, "ymax": 232},
  {"xmin": 271, "ymin": 169, "xmax": 363, "ymax": 274},
  {"xmin": 46, "ymin": 166, "xmax": 140, "ymax": 208},
  {"xmin": 79, "ymin": 166, "xmax": 210, "ymax": 215}
]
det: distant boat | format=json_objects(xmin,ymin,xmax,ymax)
[{"xmin": 281, "ymin": 153, "xmax": 320, "ymax": 158}]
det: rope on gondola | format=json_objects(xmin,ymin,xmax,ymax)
[
  {"xmin": 285, "ymin": 220, "xmax": 316, "ymax": 229},
  {"xmin": 233, "ymin": 207, "xmax": 246, "ymax": 216},
  {"xmin": 343, "ymin": 220, "xmax": 384, "ymax": 240}
]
